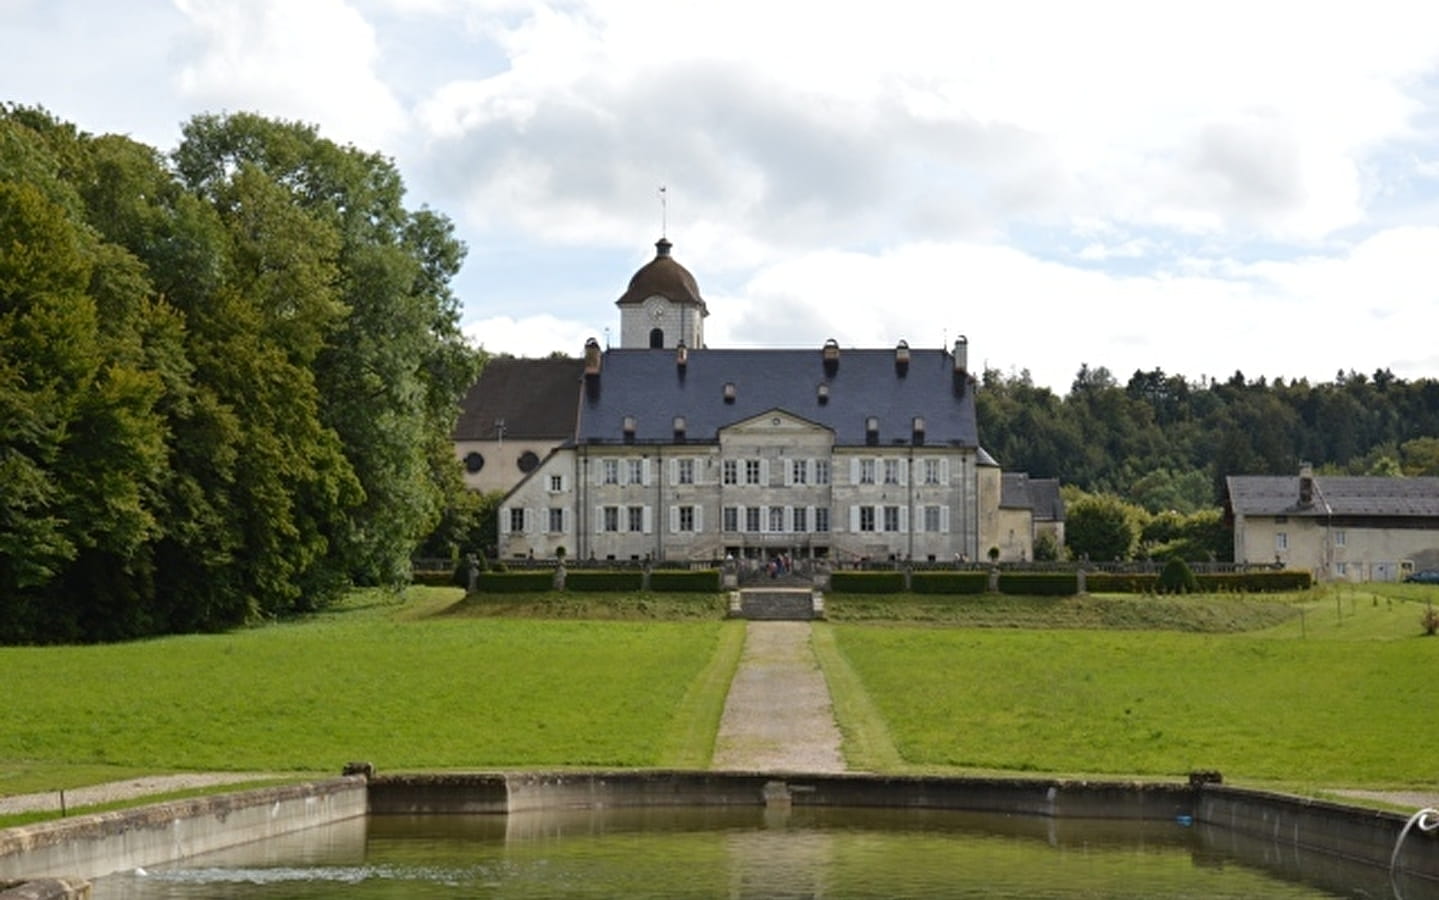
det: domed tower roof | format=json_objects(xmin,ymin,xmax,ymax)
[{"xmin": 615, "ymin": 238, "xmax": 708, "ymax": 315}]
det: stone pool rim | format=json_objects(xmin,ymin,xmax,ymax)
[{"xmin": 1, "ymin": 769, "xmax": 1435, "ymax": 896}]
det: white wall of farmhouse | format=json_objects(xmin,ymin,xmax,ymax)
[{"xmin": 1233, "ymin": 512, "xmax": 1439, "ymax": 581}]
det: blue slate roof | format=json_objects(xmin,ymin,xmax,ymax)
[{"xmin": 578, "ymin": 347, "xmax": 978, "ymax": 447}]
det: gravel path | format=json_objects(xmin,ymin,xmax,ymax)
[
  {"xmin": 0, "ymin": 773, "xmax": 279, "ymax": 816},
  {"xmin": 711, "ymin": 621, "xmax": 846, "ymax": 773}
]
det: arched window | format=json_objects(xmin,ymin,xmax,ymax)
[{"xmin": 649, "ymin": 328, "xmax": 664, "ymax": 348}]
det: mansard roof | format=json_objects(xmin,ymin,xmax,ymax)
[
  {"xmin": 1225, "ymin": 475, "xmax": 1439, "ymax": 518},
  {"xmin": 577, "ymin": 347, "xmax": 978, "ymax": 446},
  {"xmin": 453, "ymin": 357, "xmax": 583, "ymax": 440}
]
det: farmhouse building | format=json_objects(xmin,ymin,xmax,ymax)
[
  {"xmin": 460, "ymin": 238, "xmax": 1062, "ymax": 563},
  {"xmin": 1226, "ymin": 465, "xmax": 1439, "ymax": 581}
]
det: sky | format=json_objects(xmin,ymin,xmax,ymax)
[{"xmin": 5, "ymin": 0, "xmax": 1439, "ymax": 393}]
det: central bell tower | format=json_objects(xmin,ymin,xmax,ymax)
[{"xmin": 615, "ymin": 238, "xmax": 707, "ymax": 349}]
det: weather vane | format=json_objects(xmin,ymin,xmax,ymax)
[{"xmin": 658, "ymin": 184, "xmax": 667, "ymax": 238}]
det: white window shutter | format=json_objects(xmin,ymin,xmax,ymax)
[
  {"xmin": 899, "ymin": 458, "xmax": 908, "ymax": 486},
  {"xmin": 760, "ymin": 459, "xmax": 770, "ymax": 485},
  {"xmin": 669, "ymin": 459, "xmax": 678, "ymax": 485},
  {"xmin": 941, "ymin": 506, "xmax": 951, "ymax": 534},
  {"xmin": 499, "ymin": 507, "xmax": 510, "ymax": 534},
  {"xmin": 900, "ymin": 506, "xmax": 909, "ymax": 532},
  {"xmin": 783, "ymin": 460, "xmax": 793, "ymax": 486},
  {"xmin": 850, "ymin": 459, "xmax": 860, "ymax": 484},
  {"xmin": 595, "ymin": 462, "xmax": 604, "ymax": 487},
  {"xmin": 643, "ymin": 506, "xmax": 653, "ymax": 534},
  {"xmin": 669, "ymin": 505, "xmax": 679, "ymax": 533},
  {"xmin": 521, "ymin": 508, "xmax": 531, "ymax": 534},
  {"xmin": 694, "ymin": 506, "xmax": 704, "ymax": 532},
  {"xmin": 941, "ymin": 458, "xmax": 951, "ymax": 486},
  {"xmin": 849, "ymin": 505, "xmax": 859, "ymax": 532},
  {"xmin": 642, "ymin": 459, "xmax": 652, "ymax": 486},
  {"xmin": 595, "ymin": 506, "xmax": 604, "ymax": 530}
]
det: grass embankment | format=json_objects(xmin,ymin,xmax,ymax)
[
  {"xmin": 819, "ymin": 583, "xmax": 1438, "ymax": 789},
  {"xmin": 0, "ymin": 588, "xmax": 738, "ymax": 804}
]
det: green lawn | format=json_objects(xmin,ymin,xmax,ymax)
[
  {"xmin": 822, "ymin": 586, "xmax": 1438, "ymax": 788},
  {"xmin": 0, "ymin": 588, "xmax": 735, "ymax": 795},
  {"xmin": 3, "ymin": 583, "xmax": 1434, "ymax": 808}
]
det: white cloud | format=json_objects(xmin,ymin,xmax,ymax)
[
  {"xmin": 172, "ymin": 0, "xmax": 408, "ymax": 150},
  {"xmin": 464, "ymin": 313, "xmax": 598, "ymax": 357}
]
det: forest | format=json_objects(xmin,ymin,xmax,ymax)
[
  {"xmin": 0, "ymin": 106, "xmax": 481, "ymax": 643},
  {"xmin": 979, "ymin": 363, "xmax": 1439, "ymax": 562}
]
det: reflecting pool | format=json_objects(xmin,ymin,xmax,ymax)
[{"xmin": 91, "ymin": 805, "xmax": 1404, "ymax": 898}]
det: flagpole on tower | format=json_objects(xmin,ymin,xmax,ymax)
[{"xmin": 658, "ymin": 184, "xmax": 667, "ymax": 238}]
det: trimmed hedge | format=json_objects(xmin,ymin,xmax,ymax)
[
  {"xmin": 831, "ymin": 571, "xmax": 907, "ymax": 593},
  {"xmin": 411, "ymin": 570, "xmax": 457, "ymax": 588},
  {"xmin": 1195, "ymin": 570, "xmax": 1312, "ymax": 592},
  {"xmin": 1086, "ymin": 572, "xmax": 1158, "ymax": 593},
  {"xmin": 997, "ymin": 572, "xmax": 1079, "ymax": 596},
  {"xmin": 564, "ymin": 570, "xmax": 645, "ymax": 592},
  {"xmin": 648, "ymin": 569, "xmax": 721, "ymax": 592},
  {"xmin": 911, "ymin": 571, "xmax": 989, "ymax": 595},
  {"xmin": 472, "ymin": 571, "xmax": 553, "ymax": 593}
]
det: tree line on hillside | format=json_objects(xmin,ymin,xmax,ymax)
[
  {"xmin": 0, "ymin": 106, "xmax": 481, "ymax": 643},
  {"xmin": 981, "ymin": 365, "xmax": 1439, "ymax": 564}
]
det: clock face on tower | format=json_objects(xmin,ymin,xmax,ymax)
[{"xmin": 645, "ymin": 297, "xmax": 666, "ymax": 321}]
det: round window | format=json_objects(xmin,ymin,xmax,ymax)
[
  {"xmin": 464, "ymin": 452, "xmax": 485, "ymax": 473},
  {"xmin": 518, "ymin": 451, "xmax": 540, "ymax": 473}
]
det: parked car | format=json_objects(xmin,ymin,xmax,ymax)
[{"xmin": 1403, "ymin": 569, "xmax": 1439, "ymax": 584}]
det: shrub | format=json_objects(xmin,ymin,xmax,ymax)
[
  {"xmin": 911, "ymin": 571, "xmax": 989, "ymax": 595},
  {"xmin": 1157, "ymin": 557, "xmax": 1198, "ymax": 594},
  {"xmin": 564, "ymin": 570, "xmax": 644, "ymax": 592},
  {"xmin": 648, "ymin": 569, "xmax": 721, "ymax": 592},
  {"xmin": 410, "ymin": 570, "xmax": 457, "ymax": 588},
  {"xmin": 1421, "ymin": 605, "xmax": 1438, "ymax": 636},
  {"xmin": 472, "ymin": 571, "xmax": 551, "ymax": 593},
  {"xmin": 997, "ymin": 572, "xmax": 1078, "ymax": 596},
  {"xmin": 1194, "ymin": 571, "xmax": 1310, "ymax": 592},
  {"xmin": 831, "ymin": 571, "xmax": 906, "ymax": 594},
  {"xmin": 1085, "ymin": 572, "xmax": 1158, "ymax": 594}
]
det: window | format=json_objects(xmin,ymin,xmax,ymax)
[
  {"xmin": 883, "ymin": 505, "xmax": 900, "ymax": 532},
  {"xmin": 676, "ymin": 458, "xmax": 695, "ymax": 485},
  {"xmin": 602, "ymin": 506, "xmax": 620, "ymax": 532},
  {"xmin": 603, "ymin": 459, "xmax": 619, "ymax": 485},
  {"xmin": 723, "ymin": 506, "xmax": 739, "ymax": 533},
  {"xmin": 1336, "ymin": 562, "xmax": 1348, "ymax": 575},
  {"xmin": 859, "ymin": 459, "xmax": 876, "ymax": 484},
  {"xmin": 464, "ymin": 451, "xmax": 485, "ymax": 473},
  {"xmin": 769, "ymin": 506, "xmax": 785, "ymax": 532},
  {"xmin": 924, "ymin": 505, "xmax": 942, "ymax": 533},
  {"xmin": 1275, "ymin": 532, "xmax": 1288, "ymax": 551},
  {"xmin": 678, "ymin": 506, "xmax": 695, "ymax": 532},
  {"xmin": 1334, "ymin": 530, "xmax": 1346, "ymax": 547},
  {"xmin": 548, "ymin": 508, "xmax": 565, "ymax": 533},
  {"xmin": 792, "ymin": 459, "xmax": 807, "ymax": 484},
  {"xmin": 509, "ymin": 508, "xmax": 525, "ymax": 533},
  {"xmin": 859, "ymin": 506, "xmax": 876, "ymax": 532},
  {"xmin": 792, "ymin": 506, "xmax": 807, "ymax": 533},
  {"xmin": 815, "ymin": 508, "xmax": 830, "ymax": 533},
  {"xmin": 627, "ymin": 506, "xmax": 644, "ymax": 532},
  {"xmin": 517, "ymin": 451, "xmax": 539, "ymax": 472},
  {"xmin": 883, "ymin": 459, "xmax": 900, "ymax": 485},
  {"xmin": 923, "ymin": 459, "xmax": 941, "ymax": 485},
  {"xmin": 723, "ymin": 459, "xmax": 738, "ymax": 485},
  {"xmin": 745, "ymin": 507, "xmax": 761, "ymax": 532},
  {"xmin": 814, "ymin": 460, "xmax": 831, "ymax": 485},
  {"xmin": 745, "ymin": 459, "xmax": 762, "ymax": 485},
  {"xmin": 627, "ymin": 458, "xmax": 644, "ymax": 485}
]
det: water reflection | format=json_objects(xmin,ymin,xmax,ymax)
[{"xmin": 90, "ymin": 805, "xmax": 1407, "ymax": 898}]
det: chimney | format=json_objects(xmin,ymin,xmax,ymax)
[
  {"xmin": 822, "ymin": 338, "xmax": 840, "ymax": 376},
  {"xmin": 584, "ymin": 337, "xmax": 602, "ymax": 376},
  {"xmin": 952, "ymin": 335, "xmax": 969, "ymax": 397},
  {"xmin": 895, "ymin": 340, "xmax": 910, "ymax": 376},
  {"xmin": 1299, "ymin": 463, "xmax": 1314, "ymax": 507},
  {"xmin": 584, "ymin": 337, "xmax": 602, "ymax": 401}
]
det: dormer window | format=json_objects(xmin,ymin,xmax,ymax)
[
  {"xmin": 673, "ymin": 416, "xmax": 687, "ymax": 442},
  {"xmin": 865, "ymin": 416, "xmax": 879, "ymax": 446},
  {"xmin": 723, "ymin": 382, "xmax": 736, "ymax": 404},
  {"xmin": 623, "ymin": 415, "xmax": 636, "ymax": 443},
  {"xmin": 817, "ymin": 383, "xmax": 830, "ymax": 405}
]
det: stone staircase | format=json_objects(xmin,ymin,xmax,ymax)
[{"xmin": 733, "ymin": 588, "xmax": 823, "ymax": 621}]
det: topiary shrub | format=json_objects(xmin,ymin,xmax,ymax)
[
  {"xmin": 831, "ymin": 571, "xmax": 906, "ymax": 594},
  {"xmin": 996, "ymin": 572, "xmax": 1078, "ymax": 596},
  {"xmin": 1158, "ymin": 556, "xmax": 1199, "ymax": 594},
  {"xmin": 648, "ymin": 569, "xmax": 721, "ymax": 592},
  {"xmin": 911, "ymin": 571, "xmax": 989, "ymax": 595}
]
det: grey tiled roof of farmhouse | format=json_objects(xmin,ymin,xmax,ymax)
[
  {"xmin": 578, "ymin": 348, "xmax": 979, "ymax": 446},
  {"xmin": 1226, "ymin": 475, "xmax": 1439, "ymax": 517},
  {"xmin": 453, "ymin": 357, "xmax": 583, "ymax": 440}
]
